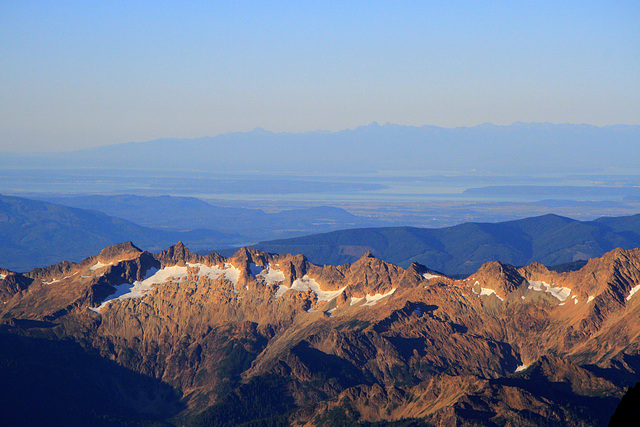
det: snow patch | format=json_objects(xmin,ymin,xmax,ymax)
[
  {"xmin": 350, "ymin": 288, "xmax": 397, "ymax": 306},
  {"xmin": 515, "ymin": 364, "xmax": 529, "ymax": 373},
  {"xmin": 527, "ymin": 280, "xmax": 571, "ymax": 301},
  {"xmin": 423, "ymin": 273, "xmax": 441, "ymax": 280},
  {"xmin": 363, "ymin": 288, "xmax": 397, "ymax": 306},
  {"xmin": 258, "ymin": 265, "xmax": 286, "ymax": 286},
  {"xmin": 521, "ymin": 296, "xmax": 526, "ymax": 300},
  {"xmin": 275, "ymin": 275, "xmax": 346, "ymax": 302},
  {"xmin": 89, "ymin": 265, "xmax": 200, "ymax": 312},
  {"xmin": 274, "ymin": 285, "xmax": 290, "ymax": 298},
  {"xmin": 471, "ymin": 282, "xmax": 504, "ymax": 301},
  {"xmin": 223, "ymin": 263, "xmax": 241, "ymax": 287},
  {"xmin": 183, "ymin": 262, "xmax": 241, "ymax": 292},
  {"xmin": 0, "ymin": 274, "xmax": 5, "ymax": 280},
  {"xmin": 186, "ymin": 263, "xmax": 222, "ymax": 280},
  {"xmin": 626, "ymin": 284, "xmax": 640, "ymax": 301},
  {"xmin": 350, "ymin": 296, "xmax": 364, "ymax": 305},
  {"xmin": 480, "ymin": 287, "xmax": 504, "ymax": 301},
  {"xmin": 587, "ymin": 295, "xmax": 595, "ymax": 303},
  {"xmin": 90, "ymin": 261, "xmax": 115, "ymax": 271},
  {"xmin": 43, "ymin": 274, "xmax": 74, "ymax": 285},
  {"xmin": 291, "ymin": 275, "xmax": 347, "ymax": 301}
]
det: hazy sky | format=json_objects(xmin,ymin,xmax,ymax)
[{"xmin": 1, "ymin": 1, "xmax": 639, "ymax": 152}]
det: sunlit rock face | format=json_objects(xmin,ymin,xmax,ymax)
[{"xmin": 3, "ymin": 243, "xmax": 640, "ymax": 425}]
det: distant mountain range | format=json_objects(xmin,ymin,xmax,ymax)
[
  {"xmin": 254, "ymin": 213, "xmax": 640, "ymax": 275},
  {"xmin": 7, "ymin": 122, "xmax": 640, "ymax": 174}
]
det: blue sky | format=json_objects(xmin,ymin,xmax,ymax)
[{"xmin": 1, "ymin": 1, "xmax": 639, "ymax": 151}]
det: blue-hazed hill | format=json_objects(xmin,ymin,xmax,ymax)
[
  {"xmin": 0, "ymin": 194, "xmax": 241, "ymax": 272},
  {"xmin": 254, "ymin": 213, "xmax": 640, "ymax": 275}
]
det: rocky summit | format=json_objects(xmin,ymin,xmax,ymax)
[{"xmin": 2, "ymin": 242, "xmax": 640, "ymax": 425}]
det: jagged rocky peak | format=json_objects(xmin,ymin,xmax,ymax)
[
  {"xmin": 408, "ymin": 263, "xmax": 447, "ymax": 285},
  {"xmin": 407, "ymin": 262, "xmax": 434, "ymax": 276},
  {"xmin": 340, "ymin": 253, "xmax": 408, "ymax": 298},
  {"xmin": 231, "ymin": 246, "xmax": 263, "ymax": 262},
  {"xmin": 517, "ymin": 262, "xmax": 569, "ymax": 293},
  {"xmin": 229, "ymin": 247, "xmax": 273, "ymax": 271},
  {"xmin": 81, "ymin": 242, "xmax": 153, "ymax": 281},
  {"xmin": 202, "ymin": 250, "xmax": 227, "ymax": 267},
  {"xmin": 348, "ymin": 251, "xmax": 384, "ymax": 272},
  {"xmin": 596, "ymin": 247, "xmax": 640, "ymax": 277},
  {"xmin": 0, "ymin": 271, "xmax": 33, "ymax": 301},
  {"xmin": 609, "ymin": 246, "xmax": 640, "ymax": 261},
  {"xmin": 562, "ymin": 247, "xmax": 640, "ymax": 300},
  {"xmin": 96, "ymin": 241, "xmax": 142, "ymax": 263},
  {"xmin": 156, "ymin": 241, "xmax": 201, "ymax": 265},
  {"xmin": 518, "ymin": 261, "xmax": 551, "ymax": 276},
  {"xmin": 114, "ymin": 251, "xmax": 160, "ymax": 282},
  {"xmin": 470, "ymin": 261, "xmax": 531, "ymax": 298},
  {"xmin": 361, "ymin": 250, "xmax": 376, "ymax": 259},
  {"xmin": 266, "ymin": 253, "xmax": 309, "ymax": 286},
  {"xmin": 578, "ymin": 247, "xmax": 640, "ymax": 278},
  {"xmin": 407, "ymin": 262, "xmax": 426, "ymax": 274},
  {"xmin": 230, "ymin": 246, "xmax": 253, "ymax": 261}
]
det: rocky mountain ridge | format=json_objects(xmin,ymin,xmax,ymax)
[{"xmin": 2, "ymin": 243, "xmax": 640, "ymax": 425}]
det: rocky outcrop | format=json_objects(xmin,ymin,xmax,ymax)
[{"xmin": 0, "ymin": 270, "xmax": 33, "ymax": 301}]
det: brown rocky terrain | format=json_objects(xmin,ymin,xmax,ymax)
[{"xmin": 2, "ymin": 243, "xmax": 640, "ymax": 425}]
